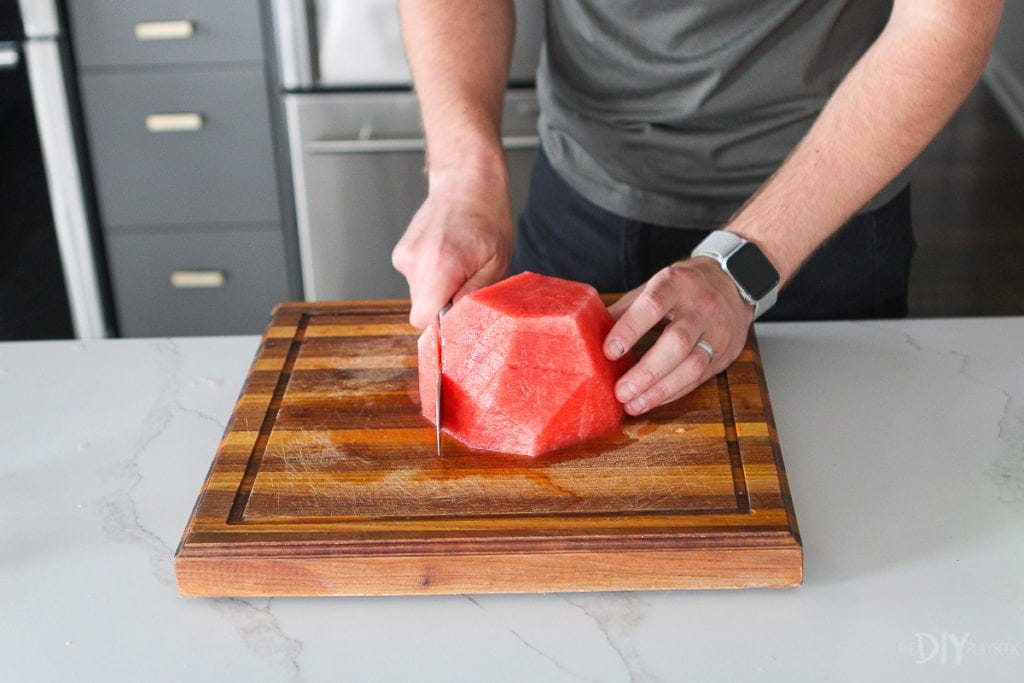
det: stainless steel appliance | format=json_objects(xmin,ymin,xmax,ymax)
[
  {"xmin": 271, "ymin": 0, "xmax": 543, "ymax": 301},
  {"xmin": 0, "ymin": 0, "xmax": 109, "ymax": 338}
]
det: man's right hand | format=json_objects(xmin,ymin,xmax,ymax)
[
  {"xmin": 391, "ymin": 163, "xmax": 513, "ymax": 329},
  {"xmin": 393, "ymin": 0, "xmax": 516, "ymax": 329}
]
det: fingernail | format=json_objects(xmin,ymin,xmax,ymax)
[
  {"xmin": 628, "ymin": 396, "xmax": 648, "ymax": 414},
  {"xmin": 607, "ymin": 338, "xmax": 624, "ymax": 359},
  {"xmin": 618, "ymin": 380, "xmax": 638, "ymax": 402}
]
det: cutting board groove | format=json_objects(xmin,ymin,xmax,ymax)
[{"xmin": 175, "ymin": 301, "xmax": 801, "ymax": 596}]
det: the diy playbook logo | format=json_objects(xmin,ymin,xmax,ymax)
[{"xmin": 898, "ymin": 632, "xmax": 1020, "ymax": 665}]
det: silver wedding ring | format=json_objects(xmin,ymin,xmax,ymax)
[{"xmin": 695, "ymin": 339, "xmax": 715, "ymax": 362}]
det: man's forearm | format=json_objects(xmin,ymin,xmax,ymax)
[
  {"xmin": 724, "ymin": 0, "xmax": 1003, "ymax": 284},
  {"xmin": 398, "ymin": 0, "xmax": 515, "ymax": 180},
  {"xmin": 392, "ymin": 1, "xmax": 518, "ymax": 327}
]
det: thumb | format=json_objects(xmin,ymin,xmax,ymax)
[{"xmin": 408, "ymin": 271, "xmax": 462, "ymax": 330}]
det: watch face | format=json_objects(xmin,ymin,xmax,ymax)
[{"xmin": 727, "ymin": 243, "xmax": 780, "ymax": 300}]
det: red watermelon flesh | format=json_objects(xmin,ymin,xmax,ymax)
[{"xmin": 418, "ymin": 272, "xmax": 633, "ymax": 457}]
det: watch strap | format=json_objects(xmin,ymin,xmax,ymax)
[
  {"xmin": 691, "ymin": 230, "xmax": 779, "ymax": 319},
  {"xmin": 691, "ymin": 230, "xmax": 745, "ymax": 263}
]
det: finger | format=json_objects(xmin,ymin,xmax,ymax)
[
  {"xmin": 408, "ymin": 268, "xmax": 463, "ymax": 329},
  {"xmin": 615, "ymin": 318, "xmax": 702, "ymax": 405},
  {"xmin": 643, "ymin": 368, "xmax": 713, "ymax": 414},
  {"xmin": 607, "ymin": 287, "xmax": 641, "ymax": 321},
  {"xmin": 603, "ymin": 272, "xmax": 680, "ymax": 361},
  {"xmin": 635, "ymin": 325, "xmax": 752, "ymax": 413},
  {"xmin": 623, "ymin": 343, "xmax": 714, "ymax": 415},
  {"xmin": 693, "ymin": 338, "xmax": 715, "ymax": 364}
]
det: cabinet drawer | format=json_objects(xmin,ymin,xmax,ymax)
[
  {"xmin": 67, "ymin": 0, "xmax": 264, "ymax": 68},
  {"xmin": 79, "ymin": 68, "xmax": 280, "ymax": 228},
  {"xmin": 106, "ymin": 228, "xmax": 291, "ymax": 337}
]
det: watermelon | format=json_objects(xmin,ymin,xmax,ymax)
[{"xmin": 418, "ymin": 271, "xmax": 633, "ymax": 457}]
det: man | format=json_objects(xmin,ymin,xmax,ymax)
[{"xmin": 391, "ymin": 0, "xmax": 1003, "ymax": 416}]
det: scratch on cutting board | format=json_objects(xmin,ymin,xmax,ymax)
[{"xmin": 272, "ymin": 428, "xmax": 348, "ymax": 517}]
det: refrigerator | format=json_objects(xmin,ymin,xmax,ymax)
[{"xmin": 0, "ymin": 0, "xmax": 109, "ymax": 339}]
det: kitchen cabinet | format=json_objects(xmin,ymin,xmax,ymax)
[
  {"xmin": 104, "ymin": 228, "xmax": 290, "ymax": 337},
  {"xmin": 986, "ymin": 0, "xmax": 1024, "ymax": 137},
  {"xmin": 66, "ymin": 0, "xmax": 298, "ymax": 336},
  {"xmin": 67, "ymin": 0, "xmax": 264, "ymax": 67}
]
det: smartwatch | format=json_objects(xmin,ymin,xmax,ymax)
[{"xmin": 690, "ymin": 231, "xmax": 780, "ymax": 320}]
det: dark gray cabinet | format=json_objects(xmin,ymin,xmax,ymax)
[
  {"xmin": 105, "ymin": 228, "xmax": 290, "ymax": 337},
  {"xmin": 78, "ymin": 68, "xmax": 281, "ymax": 228},
  {"xmin": 68, "ymin": 0, "xmax": 265, "ymax": 68},
  {"xmin": 67, "ymin": 0, "xmax": 296, "ymax": 336}
]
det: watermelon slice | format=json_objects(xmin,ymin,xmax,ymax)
[{"xmin": 418, "ymin": 272, "xmax": 633, "ymax": 457}]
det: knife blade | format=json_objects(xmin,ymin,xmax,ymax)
[{"xmin": 435, "ymin": 302, "xmax": 451, "ymax": 457}]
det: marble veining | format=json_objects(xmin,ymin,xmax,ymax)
[
  {"xmin": 464, "ymin": 595, "xmax": 582, "ymax": 680},
  {"xmin": 862, "ymin": 320, "xmax": 1024, "ymax": 513},
  {"xmin": 213, "ymin": 597, "xmax": 305, "ymax": 682},
  {"xmin": 563, "ymin": 594, "xmax": 655, "ymax": 683},
  {"xmin": 145, "ymin": 341, "xmax": 309, "ymax": 676},
  {"xmin": 93, "ymin": 339, "xmax": 182, "ymax": 586}
]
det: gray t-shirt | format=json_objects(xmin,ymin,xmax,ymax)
[{"xmin": 537, "ymin": 0, "xmax": 904, "ymax": 228}]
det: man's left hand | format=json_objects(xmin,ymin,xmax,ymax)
[{"xmin": 604, "ymin": 258, "xmax": 754, "ymax": 415}]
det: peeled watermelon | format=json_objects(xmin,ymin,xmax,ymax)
[{"xmin": 418, "ymin": 272, "xmax": 633, "ymax": 457}]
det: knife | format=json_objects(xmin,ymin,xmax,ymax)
[{"xmin": 435, "ymin": 302, "xmax": 452, "ymax": 457}]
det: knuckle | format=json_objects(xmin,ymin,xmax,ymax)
[
  {"xmin": 630, "ymin": 363, "xmax": 657, "ymax": 388},
  {"xmin": 643, "ymin": 267, "xmax": 688, "ymax": 308},
  {"xmin": 662, "ymin": 323, "xmax": 694, "ymax": 354},
  {"xmin": 636, "ymin": 287, "xmax": 668, "ymax": 318},
  {"xmin": 391, "ymin": 249, "xmax": 409, "ymax": 273},
  {"xmin": 666, "ymin": 264, "xmax": 727, "ymax": 321},
  {"xmin": 643, "ymin": 383, "xmax": 668, "ymax": 407},
  {"xmin": 666, "ymin": 262, "xmax": 698, "ymax": 287}
]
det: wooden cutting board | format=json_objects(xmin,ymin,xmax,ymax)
[{"xmin": 175, "ymin": 301, "xmax": 801, "ymax": 596}]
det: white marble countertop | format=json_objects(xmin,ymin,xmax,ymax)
[{"xmin": 2, "ymin": 318, "xmax": 1022, "ymax": 682}]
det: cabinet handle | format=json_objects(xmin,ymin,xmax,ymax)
[
  {"xmin": 135, "ymin": 20, "xmax": 195, "ymax": 41},
  {"xmin": 0, "ymin": 42, "xmax": 20, "ymax": 69},
  {"xmin": 305, "ymin": 135, "xmax": 539, "ymax": 155},
  {"xmin": 145, "ymin": 112, "xmax": 204, "ymax": 133},
  {"xmin": 170, "ymin": 270, "xmax": 226, "ymax": 289}
]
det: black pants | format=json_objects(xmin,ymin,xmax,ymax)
[{"xmin": 510, "ymin": 149, "xmax": 915, "ymax": 321}]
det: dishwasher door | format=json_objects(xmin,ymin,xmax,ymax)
[{"xmin": 285, "ymin": 89, "xmax": 539, "ymax": 301}]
